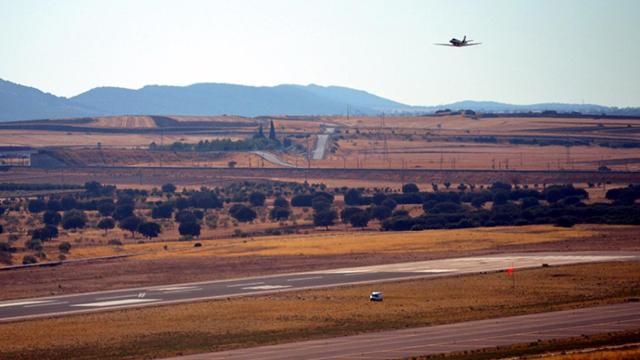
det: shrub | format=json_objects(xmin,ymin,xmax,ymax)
[
  {"xmin": 62, "ymin": 210, "xmax": 87, "ymax": 230},
  {"xmin": 190, "ymin": 191, "xmax": 223, "ymax": 209},
  {"xmin": 381, "ymin": 198, "xmax": 397, "ymax": 210},
  {"xmin": 402, "ymin": 183, "xmax": 419, "ymax": 193},
  {"xmin": 273, "ymin": 197, "xmax": 289, "ymax": 208},
  {"xmin": 291, "ymin": 194, "xmax": 313, "ymax": 207},
  {"xmin": 175, "ymin": 197, "xmax": 190, "ymax": 210},
  {"xmin": 60, "ymin": 196, "xmax": 77, "ymax": 210},
  {"xmin": 229, "ymin": 204, "xmax": 257, "ymax": 222},
  {"xmin": 32, "ymin": 225, "xmax": 58, "ymax": 241},
  {"xmin": 341, "ymin": 207, "xmax": 364, "ymax": 224},
  {"xmin": 97, "ymin": 202, "xmax": 115, "ymax": 217},
  {"xmin": 311, "ymin": 197, "xmax": 331, "ymax": 212},
  {"xmin": 313, "ymin": 209, "xmax": 337, "ymax": 229},
  {"xmin": 108, "ymin": 239, "xmax": 123, "ymax": 246},
  {"xmin": 43, "ymin": 210, "xmax": 61, "ymax": 226},
  {"xmin": 22, "ymin": 255, "xmax": 38, "ymax": 265},
  {"xmin": 349, "ymin": 212, "xmax": 370, "ymax": 228},
  {"xmin": 137, "ymin": 221, "xmax": 161, "ymax": 239},
  {"xmin": 58, "ymin": 242, "xmax": 72, "ymax": 253},
  {"xmin": 179, "ymin": 221, "xmax": 201, "ymax": 237},
  {"xmin": 270, "ymin": 207, "xmax": 290, "ymax": 221},
  {"xmin": 249, "ymin": 192, "xmax": 266, "ymax": 207},
  {"xmin": 113, "ymin": 204, "xmax": 134, "ymax": 220},
  {"xmin": 46, "ymin": 199, "xmax": 62, "ymax": 212},
  {"xmin": 151, "ymin": 202, "xmax": 174, "ymax": 219},
  {"xmin": 344, "ymin": 189, "xmax": 363, "ymax": 205},
  {"xmin": 98, "ymin": 217, "xmax": 115, "ymax": 233},
  {"xmin": 175, "ymin": 210, "xmax": 198, "ymax": 223},
  {"xmin": 25, "ymin": 238, "xmax": 43, "ymax": 251},
  {"xmin": 161, "ymin": 183, "xmax": 177, "ymax": 193},
  {"xmin": 27, "ymin": 198, "xmax": 46, "ymax": 213}
]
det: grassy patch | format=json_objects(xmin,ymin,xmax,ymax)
[
  {"xmin": 82, "ymin": 224, "xmax": 599, "ymax": 261},
  {"xmin": 1, "ymin": 261, "xmax": 639, "ymax": 359}
]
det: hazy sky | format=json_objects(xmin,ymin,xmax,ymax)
[{"xmin": 1, "ymin": 0, "xmax": 638, "ymax": 107}]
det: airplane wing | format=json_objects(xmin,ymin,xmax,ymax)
[
  {"xmin": 434, "ymin": 43, "xmax": 454, "ymax": 46},
  {"xmin": 463, "ymin": 43, "xmax": 482, "ymax": 46}
]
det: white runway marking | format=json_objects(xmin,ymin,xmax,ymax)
[
  {"xmin": 415, "ymin": 269, "xmax": 456, "ymax": 273},
  {"xmin": 287, "ymin": 276, "xmax": 323, "ymax": 282},
  {"xmin": 153, "ymin": 286, "xmax": 200, "ymax": 292},
  {"xmin": 161, "ymin": 288, "xmax": 202, "ymax": 294},
  {"xmin": 23, "ymin": 301, "xmax": 68, "ymax": 308},
  {"xmin": 227, "ymin": 282, "xmax": 264, "ymax": 288},
  {"xmin": 94, "ymin": 294, "xmax": 139, "ymax": 301},
  {"xmin": 72, "ymin": 298, "xmax": 161, "ymax": 307},
  {"xmin": 0, "ymin": 300, "xmax": 52, "ymax": 308},
  {"xmin": 242, "ymin": 285, "xmax": 292, "ymax": 290}
]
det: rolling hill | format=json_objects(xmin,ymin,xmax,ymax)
[{"xmin": 1, "ymin": 78, "xmax": 638, "ymax": 121}]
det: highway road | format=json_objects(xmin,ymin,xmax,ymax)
[
  {"xmin": 251, "ymin": 151, "xmax": 297, "ymax": 168},
  {"xmin": 0, "ymin": 252, "xmax": 636, "ymax": 322},
  {"xmin": 312, "ymin": 127, "xmax": 334, "ymax": 160},
  {"xmin": 169, "ymin": 302, "xmax": 640, "ymax": 360}
]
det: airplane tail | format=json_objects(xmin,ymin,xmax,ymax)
[{"xmin": 463, "ymin": 35, "xmax": 466, "ymax": 42}]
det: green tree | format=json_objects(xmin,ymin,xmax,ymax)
[
  {"xmin": 43, "ymin": 210, "xmax": 61, "ymax": 226},
  {"xmin": 313, "ymin": 209, "xmax": 337, "ymax": 230},
  {"xmin": 249, "ymin": 192, "xmax": 266, "ymax": 207},
  {"xmin": 229, "ymin": 204, "xmax": 257, "ymax": 223},
  {"xmin": 273, "ymin": 197, "xmax": 289, "ymax": 208},
  {"xmin": 137, "ymin": 221, "xmax": 161, "ymax": 239},
  {"xmin": 349, "ymin": 212, "xmax": 370, "ymax": 228},
  {"xmin": 27, "ymin": 198, "xmax": 46, "ymax": 213},
  {"xmin": 98, "ymin": 217, "xmax": 115, "ymax": 234},
  {"xmin": 179, "ymin": 221, "xmax": 201, "ymax": 237},
  {"xmin": 269, "ymin": 120, "xmax": 277, "ymax": 141},
  {"xmin": 402, "ymin": 183, "xmax": 419, "ymax": 193},
  {"xmin": 152, "ymin": 202, "xmax": 174, "ymax": 219},
  {"xmin": 97, "ymin": 202, "xmax": 115, "ymax": 217},
  {"xmin": 62, "ymin": 210, "xmax": 87, "ymax": 230},
  {"xmin": 161, "ymin": 183, "xmax": 177, "ymax": 194},
  {"xmin": 269, "ymin": 207, "xmax": 290, "ymax": 221},
  {"xmin": 119, "ymin": 216, "xmax": 142, "ymax": 237}
]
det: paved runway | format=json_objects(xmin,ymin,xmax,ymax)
[
  {"xmin": 0, "ymin": 252, "xmax": 636, "ymax": 322},
  {"xmin": 168, "ymin": 302, "xmax": 640, "ymax": 360}
]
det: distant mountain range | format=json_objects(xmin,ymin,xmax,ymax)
[{"xmin": 1, "ymin": 78, "xmax": 638, "ymax": 121}]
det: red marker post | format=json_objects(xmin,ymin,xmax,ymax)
[{"xmin": 506, "ymin": 262, "xmax": 515, "ymax": 289}]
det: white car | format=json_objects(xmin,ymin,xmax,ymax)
[{"xmin": 369, "ymin": 291, "xmax": 383, "ymax": 302}]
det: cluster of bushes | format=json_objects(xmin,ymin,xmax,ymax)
[
  {"xmin": 154, "ymin": 137, "xmax": 282, "ymax": 152},
  {"xmin": 380, "ymin": 183, "xmax": 639, "ymax": 231}
]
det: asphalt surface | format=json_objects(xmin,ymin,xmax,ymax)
[
  {"xmin": 312, "ymin": 127, "xmax": 334, "ymax": 160},
  {"xmin": 251, "ymin": 151, "xmax": 297, "ymax": 168},
  {"xmin": 168, "ymin": 302, "xmax": 640, "ymax": 360},
  {"xmin": 0, "ymin": 252, "xmax": 636, "ymax": 322}
]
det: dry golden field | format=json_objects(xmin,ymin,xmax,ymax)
[
  {"xmin": 0, "ymin": 262, "xmax": 638, "ymax": 360},
  {"xmin": 0, "ymin": 130, "xmax": 242, "ymax": 148},
  {"xmin": 4, "ymin": 114, "xmax": 640, "ymax": 171},
  {"xmin": 541, "ymin": 346, "xmax": 640, "ymax": 360},
  {"xmin": 0, "ymin": 220, "xmax": 609, "ymax": 266}
]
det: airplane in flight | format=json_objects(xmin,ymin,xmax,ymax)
[{"xmin": 434, "ymin": 36, "xmax": 481, "ymax": 47}]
